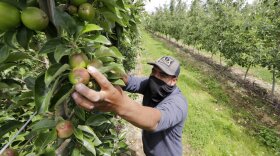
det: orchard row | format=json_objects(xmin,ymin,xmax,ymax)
[{"xmin": 145, "ymin": 0, "xmax": 280, "ymax": 95}]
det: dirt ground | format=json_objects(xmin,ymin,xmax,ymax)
[{"xmin": 124, "ymin": 53, "xmax": 145, "ymax": 156}]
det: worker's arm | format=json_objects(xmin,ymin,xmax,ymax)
[{"xmin": 72, "ymin": 66, "xmax": 161, "ymax": 131}]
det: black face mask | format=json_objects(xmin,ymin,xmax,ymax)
[{"xmin": 148, "ymin": 76, "xmax": 176, "ymax": 103}]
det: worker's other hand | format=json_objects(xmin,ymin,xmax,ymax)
[{"xmin": 71, "ymin": 66, "xmax": 128, "ymax": 113}]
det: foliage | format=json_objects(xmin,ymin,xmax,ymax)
[
  {"xmin": 144, "ymin": 0, "xmax": 279, "ymax": 94},
  {"xmin": 0, "ymin": 0, "xmax": 143, "ymax": 155}
]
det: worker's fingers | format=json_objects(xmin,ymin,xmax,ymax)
[
  {"xmin": 71, "ymin": 92, "xmax": 94, "ymax": 110},
  {"xmin": 74, "ymin": 83, "xmax": 104, "ymax": 102},
  {"xmin": 87, "ymin": 66, "xmax": 113, "ymax": 90}
]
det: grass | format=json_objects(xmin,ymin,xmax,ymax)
[{"xmin": 139, "ymin": 31, "xmax": 279, "ymax": 156}]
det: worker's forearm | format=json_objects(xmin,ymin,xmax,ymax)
[{"xmin": 117, "ymin": 95, "xmax": 161, "ymax": 131}]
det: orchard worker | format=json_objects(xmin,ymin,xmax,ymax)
[{"xmin": 71, "ymin": 56, "xmax": 188, "ymax": 156}]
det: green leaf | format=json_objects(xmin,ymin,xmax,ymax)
[
  {"xmin": 16, "ymin": 26, "xmax": 34, "ymax": 49},
  {"xmin": 40, "ymin": 148, "xmax": 56, "ymax": 156},
  {"xmin": 0, "ymin": 63, "xmax": 16, "ymax": 71},
  {"xmin": 0, "ymin": 46, "xmax": 10, "ymax": 63},
  {"xmin": 94, "ymin": 46, "xmax": 117, "ymax": 58},
  {"xmin": 20, "ymin": 90, "xmax": 33, "ymax": 98},
  {"xmin": 0, "ymin": 120, "xmax": 23, "ymax": 138},
  {"xmin": 86, "ymin": 114, "xmax": 110, "ymax": 126},
  {"xmin": 4, "ymin": 30, "xmax": 17, "ymax": 48},
  {"xmin": 34, "ymin": 129, "xmax": 57, "ymax": 150},
  {"xmin": 24, "ymin": 76, "xmax": 36, "ymax": 90},
  {"xmin": 111, "ymin": 79, "xmax": 125, "ymax": 86},
  {"xmin": 71, "ymin": 148, "xmax": 81, "ymax": 156},
  {"xmin": 78, "ymin": 125, "xmax": 102, "ymax": 146},
  {"xmin": 81, "ymin": 137, "xmax": 96, "ymax": 155},
  {"xmin": 30, "ymin": 118, "xmax": 56, "ymax": 131},
  {"xmin": 0, "ymin": 82, "xmax": 9, "ymax": 89},
  {"xmin": 53, "ymin": 8, "xmax": 77, "ymax": 36},
  {"xmin": 53, "ymin": 85, "xmax": 74, "ymax": 110},
  {"xmin": 85, "ymin": 34, "xmax": 112, "ymax": 45},
  {"xmin": 98, "ymin": 57, "xmax": 115, "ymax": 64},
  {"xmin": 39, "ymin": 38, "xmax": 63, "ymax": 54},
  {"xmin": 0, "ymin": 79, "xmax": 21, "ymax": 89},
  {"xmin": 101, "ymin": 11, "xmax": 126, "ymax": 27},
  {"xmin": 4, "ymin": 52, "xmax": 29, "ymax": 62},
  {"xmin": 109, "ymin": 46, "xmax": 124, "ymax": 59},
  {"xmin": 0, "ymin": 0, "xmax": 24, "ymax": 9},
  {"xmin": 99, "ymin": 62, "xmax": 125, "ymax": 77},
  {"xmin": 51, "ymin": 83, "xmax": 73, "ymax": 107},
  {"xmin": 80, "ymin": 24, "xmax": 103, "ymax": 35},
  {"xmin": 34, "ymin": 73, "xmax": 60, "ymax": 113},
  {"xmin": 74, "ymin": 129, "xmax": 84, "ymax": 140},
  {"xmin": 8, "ymin": 98, "xmax": 33, "ymax": 111},
  {"xmin": 74, "ymin": 106, "xmax": 85, "ymax": 121},
  {"xmin": 45, "ymin": 64, "xmax": 70, "ymax": 87},
  {"xmin": 54, "ymin": 44, "xmax": 71, "ymax": 63}
]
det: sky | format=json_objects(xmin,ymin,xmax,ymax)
[
  {"xmin": 144, "ymin": 0, "xmax": 171, "ymax": 13},
  {"xmin": 144, "ymin": 0, "xmax": 254, "ymax": 13}
]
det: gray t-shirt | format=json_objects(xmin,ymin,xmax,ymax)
[{"xmin": 124, "ymin": 76, "xmax": 188, "ymax": 156}]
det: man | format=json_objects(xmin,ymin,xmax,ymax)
[{"xmin": 71, "ymin": 56, "xmax": 188, "ymax": 156}]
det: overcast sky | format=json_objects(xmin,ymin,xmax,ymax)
[{"xmin": 144, "ymin": 0, "xmax": 254, "ymax": 13}]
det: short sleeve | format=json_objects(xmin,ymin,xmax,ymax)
[
  {"xmin": 123, "ymin": 75, "xmax": 149, "ymax": 94},
  {"xmin": 154, "ymin": 96, "xmax": 188, "ymax": 132}
]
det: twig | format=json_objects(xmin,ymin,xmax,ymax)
[{"xmin": 55, "ymin": 138, "xmax": 71, "ymax": 156}]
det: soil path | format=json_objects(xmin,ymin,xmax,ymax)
[{"xmin": 124, "ymin": 53, "xmax": 145, "ymax": 156}]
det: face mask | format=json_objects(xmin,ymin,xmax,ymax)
[{"xmin": 148, "ymin": 76, "xmax": 176, "ymax": 103}]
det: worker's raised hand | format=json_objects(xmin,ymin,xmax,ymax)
[{"xmin": 71, "ymin": 66, "xmax": 128, "ymax": 113}]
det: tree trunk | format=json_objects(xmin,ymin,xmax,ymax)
[
  {"xmin": 244, "ymin": 64, "xmax": 251, "ymax": 80},
  {"xmin": 272, "ymin": 69, "xmax": 276, "ymax": 95},
  {"xmin": 220, "ymin": 52, "xmax": 222, "ymax": 65}
]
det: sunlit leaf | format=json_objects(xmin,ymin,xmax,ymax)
[
  {"xmin": 78, "ymin": 125, "xmax": 102, "ymax": 146},
  {"xmin": 85, "ymin": 34, "xmax": 112, "ymax": 45},
  {"xmin": 80, "ymin": 24, "xmax": 103, "ymax": 35},
  {"xmin": 86, "ymin": 114, "xmax": 111, "ymax": 126},
  {"xmin": 54, "ymin": 44, "xmax": 71, "ymax": 63}
]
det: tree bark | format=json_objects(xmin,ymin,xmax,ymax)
[
  {"xmin": 244, "ymin": 64, "xmax": 251, "ymax": 80},
  {"xmin": 219, "ymin": 52, "xmax": 222, "ymax": 65},
  {"xmin": 272, "ymin": 68, "xmax": 276, "ymax": 95}
]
